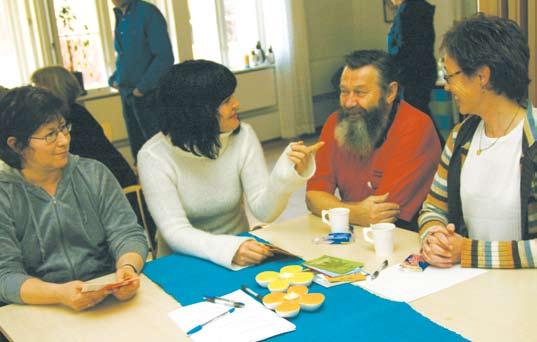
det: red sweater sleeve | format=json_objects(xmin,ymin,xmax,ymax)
[{"xmin": 307, "ymin": 113, "xmax": 338, "ymax": 194}]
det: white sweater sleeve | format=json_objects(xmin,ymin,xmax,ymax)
[
  {"xmin": 138, "ymin": 148, "xmax": 249, "ymax": 269},
  {"xmin": 240, "ymin": 126, "xmax": 316, "ymax": 222}
]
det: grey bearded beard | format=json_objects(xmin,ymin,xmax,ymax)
[{"xmin": 334, "ymin": 100, "xmax": 390, "ymax": 159}]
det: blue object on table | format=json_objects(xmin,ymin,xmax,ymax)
[
  {"xmin": 144, "ymin": 235, "xmax": 467, "ymax": 341},
  {"xmin": 186, "ymin": 307, "xmax": 235, "ymax": 335}
]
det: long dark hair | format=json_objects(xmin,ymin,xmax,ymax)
[{"xmin": 158, "ymin": 60, "xmax": 237, "ymax": 159}]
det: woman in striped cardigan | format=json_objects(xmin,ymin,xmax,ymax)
[{"xmin": 418, "ymin": 14, "xmax": 537, "ymax": 269}]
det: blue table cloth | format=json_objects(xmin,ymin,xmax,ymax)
[{"xmin": 144, "ymin": 253, "xmax": 466, "ymax": 341}]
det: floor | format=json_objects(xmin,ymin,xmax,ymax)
[{"xmin": 245, "ymin": 133, "xmax": 321, "ymax": 226}]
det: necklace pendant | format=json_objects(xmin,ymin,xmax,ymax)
[{"xmin": 476, "ymin": 149, "xmax": 482, "ymax": 156}]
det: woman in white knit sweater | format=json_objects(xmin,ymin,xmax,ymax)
[{"xmin": 138, "ymin": 60, "xmax": 323, "ymax": 269}]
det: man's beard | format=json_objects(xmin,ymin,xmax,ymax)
[{"xmin": 334, "ymin": 99, "xmax": 390, "ymax": 159}]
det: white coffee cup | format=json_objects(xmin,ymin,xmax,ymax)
[
  {"xmin": 321, "ymin": 207, "xmax": 350, "ymax": 233},
  {"xmin": 362, "ymin": 223, "xmax": 395, "ymax": 257}
]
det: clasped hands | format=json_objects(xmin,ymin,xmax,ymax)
[
  {"xmin": 421, "ymin": 223, "xmax": 464, "ymax": 268},
  {"xmin": 60, "ymin": 265, "xmax": 140, "ymax": 311}
]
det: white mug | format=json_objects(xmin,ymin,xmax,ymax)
[
  {"xmin": 321, "ymin": 208, "xmax": 350, "ymax": 233},
  {"xmin": 362, "ymin": 223, "xmax": 395, "ymax": 257}
]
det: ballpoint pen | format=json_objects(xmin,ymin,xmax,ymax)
[
  {"xmin": 186, "ymin": 307, "xmax": 235, "ymax": 336},
  {"xmin": 203, "ymin": 296, "xmax": 245, "ymax": 308},
  {"xmin": 370, "ymin": 260, "xmax": 389, "ymax": 280}
]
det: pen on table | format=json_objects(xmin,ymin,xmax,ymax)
[
  {"xmin": 186, "ymin": 307, "xmax": 235, "ymax": 336},
  {"xmin": 203, "ymin": 296, "xmax": 245, "ymax": 308},
  {"xmin": 241, "ymin": 285, "xmax": 263, "ymax": 301},
  {"xmin": 370, "ymin": 259, "xmax": 389, "ymax": 280}
]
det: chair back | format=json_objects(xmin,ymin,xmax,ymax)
[{"xmin": 123, "ymin": 184, "xmax": 157, "ymax": 259}]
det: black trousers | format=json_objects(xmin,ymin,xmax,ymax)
[{"xmin": 119, "ymin": 90, "xmax": 160, "ymax": 161}]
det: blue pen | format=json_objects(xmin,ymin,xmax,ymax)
[{"xmin": 186, "ymin": 307, "xmax": 235, "ymax": 336}]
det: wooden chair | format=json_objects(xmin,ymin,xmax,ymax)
[{"xmin": 123, "ymin": 184, "xmax": 157, "ymax": 259}]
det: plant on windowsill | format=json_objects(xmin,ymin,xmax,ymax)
[{"xmin": 58, "ymin": 5, "xmax": 91, "ymax": 95}]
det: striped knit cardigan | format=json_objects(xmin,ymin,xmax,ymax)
[{"xmin": 418, "ymin": 104, "xmax": 537, "ymax": 268}]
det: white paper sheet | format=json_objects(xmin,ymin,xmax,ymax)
[
  {"xmin": 168, "ymin": 289, "xmax": 295, "ymax": 342},
  {"xmin": 354, "ymin": 264, "xmax": 487, "ymax": 302}
]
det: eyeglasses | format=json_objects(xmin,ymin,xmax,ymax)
[
  {"xmin": 443, "ymin": 70, "xmax": 463, "ymax": 84},
  {"xmin": 30, "ymin": 123, "xmax": 72, "ymax": 144}
]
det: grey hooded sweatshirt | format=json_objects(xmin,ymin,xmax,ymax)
[{"xmin": 0, "ymin": 155, "xmax": 148, "ymax": 304}]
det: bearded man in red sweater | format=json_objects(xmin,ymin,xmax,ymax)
[{"xmin": 307, "ymin": 50, "xmax": 441, "ymax": 231}]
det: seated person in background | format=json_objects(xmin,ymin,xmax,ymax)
[
  {"xmin": 0, "ymin": 87, "xmax": 148, "ymax": 310},
  {"xmin": 0, "ymin": 86, "xmax": 8, "ymax": 99},
  {"xmin": 31, "ymin": 66, "xmax": 137, "ymax": 188},
  {"xmin": 307, "ymin": 50, "xmax": 441, "ymax": 230},
  {"xmin": 138, "ymin": 60, "xmax": 323, "ymax": 268},
  {"xmin": 419, "ymin": 14, "xmax": 537, "ymax": 268}
]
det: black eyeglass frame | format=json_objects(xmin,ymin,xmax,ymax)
[
  {"xmin": 443, "ymin": 70, "xmax": 463, "ymax": 83},
  {"xmin": 29, "ymin": 123, "xmax": 72, "ymax": 144}
]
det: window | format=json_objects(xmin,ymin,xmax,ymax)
[
  {"xmin": 188, "ymin": 0, "xmax": 266, "ymax": 70},
  {"xmin": 0, "ymin": 0, "xmax": 43, "ymax": 87},
  {"xmin": 188, "ymin": 0, "xmax": 222, "ymax": 63},
  {"xmin": 1, "ymin": 0, "xmax": 262, "ymax": 91},
  {"xmin": 53, "ymin": 0, "xmax": 108, "ymax": 89}
]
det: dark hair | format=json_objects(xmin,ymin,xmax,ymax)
[
  {"xmin": 344, "ymin": 50, "xmax": 399, "ymax": 92},
  {"xmin": 0, "ymin": 86, "xmax": 64, "ymax": 169},
  {"xmin": 441, "ymin": 13, "xmax": 530, "ymax": 105},
  {"xmin": 158, "ymin": 60, "xmax": 237, "ymax": 159}
]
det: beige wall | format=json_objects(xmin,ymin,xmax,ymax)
[
  {"xmin": 305, "ymin": 0, "xmax": 478, "ymax": 97},
  {"xmin": 305, "ymin": 0, "xmax": 356, "ymax": 96}
]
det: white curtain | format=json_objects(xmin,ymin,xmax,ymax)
[{"xmin": 263, "ymin": 0, "xmax": 315, "ymax": 138}]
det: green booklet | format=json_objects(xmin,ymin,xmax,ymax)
[{"xmin": 303, "ymin": 255, "xmax": 364, "ymax": 277}]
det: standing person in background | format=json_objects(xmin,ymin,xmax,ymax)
[
  {"xmin": 31, "ymin": 66, "xmax": 137, "ymax": 188},
  {"xmin": 109, "ymin": 0, "xmax": 174, "ymax": 161},
  {"xmin": 387, "ymin": 0, "xmax": 437, "ymax": 118}
]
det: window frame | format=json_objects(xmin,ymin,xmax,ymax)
[
  {"xmin": 44, "ymin": 0, "xmax": 114, "ymax": 90},
  {"xmin": 2, "ymin": 0, "xmax": 266, "ymax": 91},
  {"xmin": 191, "ymin": 0, "xmax": 268, "ymax": 70}
]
